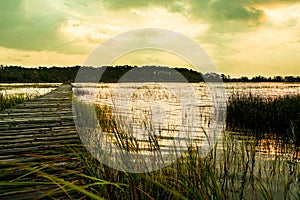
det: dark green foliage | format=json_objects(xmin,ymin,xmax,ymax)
[
  {"xmin": 0, "ymin": 66, "xmax": 80, "ymax": 83},
  {"xmin": 223, "ymin": 75, "xmax": 300, "ymax": 82},
  {"xmin": 0, "ymin": 65, "xmax": 205, "ymax": 83},
  {"xmin": 226, "ymin": 93, "xmax": 300, "ymax": 144},
  {"xmin": 2, "ymin": 65, "xmax": 299, "ymax": 83}
]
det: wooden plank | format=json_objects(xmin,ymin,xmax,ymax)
[
  {"xmin": 0, "ymin": 121, "xmax": 75, "ymax": 130},
  {"xmin": 0, "ymin": 110, "xmax": 73, "ymax": 118},
  {"xmin": 0, "ymin": 130, "xmax": 78, "ymax": 141},
  {"xmin": 0, "ymin": 116, "xmax": 74, "ymax": 124},
  {"xmin": 3, "ymin": 108, "xmax": 72, "ymax": 113},
  {"xmin": 13, "ymin": 103, "xmax": 71, "ymax": 109},
  {"xmin": 0, "ymin": 135, "xmax": 80, "ymax": 147},
  {"xmin": 0, "ymin": 126, "xmax": 76, "ymax": 135}
]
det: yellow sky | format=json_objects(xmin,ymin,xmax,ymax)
[{"xmin": 0, "ymin": 0, "xmax": 300, "ymax": 77}]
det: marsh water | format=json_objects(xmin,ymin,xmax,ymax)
[
  {"xmin": 73, "ymin": 82, "xmax": 300, "ymax": 161},
  {"xmin": 0, "ymin": 83, "xmax": 60, "ymax": 97}
]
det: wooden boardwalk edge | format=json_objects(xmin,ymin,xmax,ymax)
[{"xmin": 0, "ymin": 84, "xmax": 85, "ymax": 199}]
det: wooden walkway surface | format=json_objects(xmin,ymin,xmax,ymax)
[{"xmin": 0, "ymin": 84, "xmax": 85, "ymax": 199}]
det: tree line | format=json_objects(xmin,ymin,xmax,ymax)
[{"xmin": 0, "ymin": 65, "xmax": 299, "ymax": 83}]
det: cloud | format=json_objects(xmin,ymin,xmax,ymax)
[
  {"xmin": 102, "ymin": 0, "xmax": 265, "ymax": 23},
  {"xmin": 111, "ymin": 49, "xmax": 193, "ymax": 68},
  {"xmin": 1, "ymin": 0, "xmax": 295, "ymax": 54},
  {"xmin": 101, "ymin": 0, "xmax": 300, "ymax": 32},
  {"xmin": 0, "ymin": 0, "xmax": 88, "ymax": 54}
]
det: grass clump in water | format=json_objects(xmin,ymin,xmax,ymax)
[
  {"xmin": 226, "ymin": 93, "xmax": 300, "ymax": 144},
  {"xmin": 0, "ymin": 93, "xmax": 33, "ymax": 111}
]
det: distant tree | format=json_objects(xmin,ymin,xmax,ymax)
[
  {"xmin": 284, "ymin": 76, "xmax": 295, "ymax": 82},
  {"xmin": 274, "ymin": 76, "xmax": 283, "ymax": 82},
  {"xmin": 241, "ymin": 76, "xmax": 249, "ymax": 82},
  {"xmin": 204, "ymin": 73, "xmax": 222, "ymax": 82},
  {"xmin": 251, "ymin": 76, "xmax": 267, "ymax": 82},
  {"xmin": 0, "ymin": 65, "xmax": 299, "ymax": 83}
]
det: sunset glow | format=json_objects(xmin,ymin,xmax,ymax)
[{"xmin": 0, "ymin": 0, "xmax": 299, "ymax": 77}]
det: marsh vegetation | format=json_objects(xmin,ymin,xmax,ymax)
[
  {"xmin": 0, "ymin": 93, "xmax": 33, "ymax": 111},
  {"xmin": 227, "ymin": 93, "xmax": 300, "ymax": 145}
]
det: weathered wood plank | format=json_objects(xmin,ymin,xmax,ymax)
[
  {"xmin": 0, "ymin": 116, "xmax": 74, "ymax": 124},
  {"xmin": 0, "ymin": 126, "xmax": 76, "ymax": 136},
  {"xmin": 0, "ymin": 121, "xmax": 75, "ymax": 130},
  {"xmin": 3, "ymin": 108, "xmax": 72, "ymax": 113},
  {"xmin": 0, "ymin": 130, "xmax": 77, "ymax": 141},
  {"xmin": 13, "ymin": 104, "xmax": 71, "ymax": 110},
  {"xmin": 0, "ymin": 111, "xmax": 73, "ymax": 119},
  {"xmin": 0, "ymin": 136, "xmax": 81, "ymax": 148}
]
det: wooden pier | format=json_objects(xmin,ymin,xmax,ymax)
[{"xmin": 0, "ymin": 84, "xmax": 85, "ymax": 199}]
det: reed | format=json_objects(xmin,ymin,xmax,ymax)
[
  {"xmin": 226, "ymin": 93, "xmax": 300, "ymax": 145},
  {"xmin": 0, "ymin": 93, "xmax": 33, "ymax": 111}
]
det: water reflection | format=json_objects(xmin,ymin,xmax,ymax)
[
  {"xmin": 0, "ymin": 83, "xmax": 61, "ymax": 96},
  {"xmin": 229, "ymin": 131, "xmax": 300, "ymax": 162},
  {"xmin": 73, "ymin": 82, "xmax": 300, "ymax": 161}
]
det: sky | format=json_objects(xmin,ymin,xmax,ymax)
[{"xmin": 0, "ymin": 0, "xmax": 300, "ymax": 77}]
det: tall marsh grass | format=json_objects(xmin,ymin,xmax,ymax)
[
  {"xmin": 226, "ymin": 93, "xmax": 300, "ymax": 145},
  {"xmin": 0, "ymin": 93, "xmax": 33, "ymax": 111}
]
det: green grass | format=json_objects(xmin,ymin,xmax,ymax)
[
  {"xmin": 0, "ymin": 93, "xmax": 34, "ymax": 111},
  {"xmin": 226, "ymin": 93, "xmax": 300, "ymax": 145}
]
